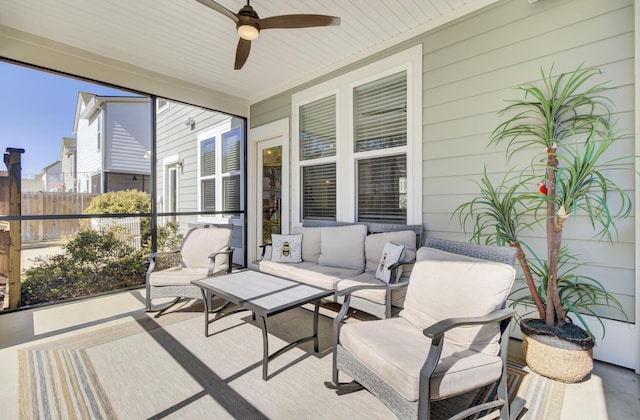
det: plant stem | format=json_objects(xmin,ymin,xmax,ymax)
[
  {"xmin": 511, "ymin": 242, "xmax": 546, "ymax": 321},
  {"xmin": 545, "ymin": 146, "xmax": 566, "ymax": 326}
]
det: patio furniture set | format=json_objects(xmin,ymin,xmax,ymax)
[{"xmin": 145, "ymin": 225, "xmax": 521, "ymax": 420}]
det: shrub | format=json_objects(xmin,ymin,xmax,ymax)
[
  {"xmin": 84, "ymin": 189, "xmax": 151, "ymax": 243},
  {"xmin": 21, "ymin": 230, "xmax": 148, "ymax": 306}
]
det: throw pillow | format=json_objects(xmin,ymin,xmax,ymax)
[
  {"xmin": 376, "ymin": 242, "xmax": 405, "ymax": 283},
  {"xmin": 270, "ymin": 234, "xmax": 303, "ymax": 263}
]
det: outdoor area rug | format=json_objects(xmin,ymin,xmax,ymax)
[{"xmin": 18, "ymin": 306, "xmax": 565, "ymax": 419}]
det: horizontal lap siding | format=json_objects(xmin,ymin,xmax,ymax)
[
  {"xmin": 423, "ymin": 0, "xmax": 635, "ymax": 321},
  {"xmin": 249, "ymin": 0, "xmax": 636, "ymax": 325}
]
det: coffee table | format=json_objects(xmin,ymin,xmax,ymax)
[{"xmin": 191, "ymin": 270, "xmax": 334, "ymax": 380}]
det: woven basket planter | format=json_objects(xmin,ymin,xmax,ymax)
[{"xmin": 522, "ymin": 329, "xmax": 593, "ymax": 383}]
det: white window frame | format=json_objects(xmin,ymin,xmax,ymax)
[
  {"xmin": 196, "ymin": 119, "xmax": 244, "ymax": 223},
  {"xmin": 291, "ymin": 45, "xmax": 422, "ymax": 226}
]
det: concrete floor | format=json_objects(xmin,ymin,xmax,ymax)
[{"xmin": 0, "ymin": 289, "xmax": 638, "ymax": 419}]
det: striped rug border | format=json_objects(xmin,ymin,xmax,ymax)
[{"xmin": 18, "ymin": 312, "xmax": 198, "ymax": 420}]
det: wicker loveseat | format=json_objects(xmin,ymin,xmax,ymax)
[{"xmin": 258, "ymin": 223, "xmax": 422, "ymax": 318}]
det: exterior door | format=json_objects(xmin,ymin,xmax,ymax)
[{"xmin": 259, "ymin": 143, "xmax": 282, "ymax": 244}]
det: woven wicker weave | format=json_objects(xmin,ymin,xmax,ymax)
[{"xmin": 522, "ymin": 333, "xmax": 593, "ymax": 383}]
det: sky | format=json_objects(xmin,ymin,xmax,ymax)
[{"xmin": 0, "ymin": 61, "xmax": 137, "ymax": 178}]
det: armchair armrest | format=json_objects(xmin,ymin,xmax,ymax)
[
  {"xmin": 337, "ymin": 278, "xmax": 409, "ymax": 297},
  {"xmin": 146, "ymin": 250, "xmax": 181, "ymax": 274},
  {"xmin": 422, "ymin": 308, "xmax": 515, "ymax": 340},
  {"xmin": 146, "ymin": 249, "xmax": 180, "ymax": 261},
  {"xmin": 418, "ymin": 307, "xmax": 516, "ymax": 414},
  {"xmin": 387, "ymin": 258, "xmax": 416, "ymax": 284},
  {"xmin": 258, "ymin": 243, "xmax": 272, "ymax": 260},
  {"xmin": 207, "ymin": 247, "xmax": 235, "ymax": 275}
]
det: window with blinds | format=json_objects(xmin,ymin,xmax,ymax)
[
  {"xmin": 302, "ymin": 164, "xmax": 336, "ymax": 220},
  {"xmin": 202, "ymin": 178, "xmax": 216, "ymax": 212},
  {"xmin": 201, "ymin": 137, "xmax": 216, "ymax": 176},
  {"xmin": 354, "ymin": 71, "xmax": 407, "ymax": 152},
  {"xmin": 222, "ymin": 129, "xmax": 240, "ymax": 172},
  {"xmin": 223, "ymin": 175, "xmax": 240, "ymax": 211},
  {"xmin": 357, "ymin": 154, "xmax": 407, "ymax": 223},
  {"xmin": 300, "ymin": 95, "xmax": 336, "ymax": 160}
]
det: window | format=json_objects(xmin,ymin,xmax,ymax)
[
  {"xmin": 197, "ymin": 122, "xmax": 243, "ymax": 218},
  {"xmin": 354, "ymin": 71, "xmax": 407, "ymax": 223},
  {"xmin": 354, "ymin": 71, "xmax": 407, "ymax": 152},
  {"xmin": 292, "ymin": 46, "xmax": 422, "ymax": 225},
  {"xmin": 298, "ymin": 95, "xmax": 337, "ymax": 221},
  {"xmin": 300, "ymin": 95, "xmax": 336, "ymax": 160},
  {"xmin": 302, "ymin": 163, "xmax": 336, "ymax": 220},
  {"xmin": 222, "ymin": 129, "xmax": 241, "ymax": 212},
  {"xmin": 357, "ymin": 155, "xmax": 406, "ymax": 223}
]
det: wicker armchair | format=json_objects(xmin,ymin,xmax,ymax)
[
  {"xmin": 145, "ymin": 226, "xmax": 234, "ymax": 314},
  {"xmin": 327, "ymin": 238, "xmax": 520, "ymax": 419}
]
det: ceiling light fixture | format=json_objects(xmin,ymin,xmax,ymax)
[{"xmin": 237, "ymin": 22, "xmax": 259, "ymax": 40}]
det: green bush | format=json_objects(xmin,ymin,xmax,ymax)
[
  {"xmin": 84, "ymin": 189, "xmax": 151, "ymax": 243},
  {"xmin": 21, "ymin": 230, "xmax": 148, "ymax": 306}
]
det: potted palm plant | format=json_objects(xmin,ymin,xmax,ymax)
[{"xmin": 456, "ymin": 64, "xmax": 632, "ymax": 383}]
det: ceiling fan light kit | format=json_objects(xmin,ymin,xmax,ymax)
[
  {"xmin": 196, "ymin": 0, "xmax": 340, "ymax": 69},
  {"xmin": 237, "ymin": 23, "xmax": 259, "ymax": 40}
]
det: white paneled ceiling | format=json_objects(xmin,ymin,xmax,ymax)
[{"xmin": 0, "ymin": 0, "xmax": 498, "ymax": 103}]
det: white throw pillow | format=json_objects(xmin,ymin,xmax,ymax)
[
  {"xmin": 376, "ymin": 242, "xmax": 405, "ymax": 283},
  {"xmin": 271, "ymin": 234, "xmax": 303, "ymax": 263}
]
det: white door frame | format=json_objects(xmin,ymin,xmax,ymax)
[{"xmin": 247, "ymin": 118, "xmax": 289, "ymax": 267}]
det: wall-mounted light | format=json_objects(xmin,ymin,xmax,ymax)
[
  {"xmin": 184, "ymin": 117, "xmax": 195, "ymax": 127},
  {"xmin": 144, "ymin": 150, "xmax": 151, "ymax": 159}
]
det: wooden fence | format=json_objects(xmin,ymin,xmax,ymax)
[{"xmin": 21, "ymin": 192, "xmax": 98, "ymax": 242}]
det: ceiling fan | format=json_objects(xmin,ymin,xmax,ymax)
[{"xmin": 196, "ymin": 0, "xmax": 340, "ymax": 70}]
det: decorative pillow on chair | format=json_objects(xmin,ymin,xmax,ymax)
[
  {"xmin": 376, "ymin": 242, "xmax": 405, "ymax": 283},
  {"xmin": 271, "ymin": 234, "xmax": 303, "ymax": 263}
]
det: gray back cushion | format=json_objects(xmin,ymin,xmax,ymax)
[
  {"xmin": 317, "ymin": 224, "xmax": 367, "ymax": 270},
  {"xmin": 400, "ymin": 259, "xmax": 516, "ymax": 355}
]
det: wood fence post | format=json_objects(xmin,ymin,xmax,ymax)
[{"xmin": 4, "ymin": 148, "xmax": 25, "ymax": 309}]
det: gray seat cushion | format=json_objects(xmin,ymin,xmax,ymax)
[{"xmin": 340, "ymin": 317, "xmax": 503, "ymax": 401}]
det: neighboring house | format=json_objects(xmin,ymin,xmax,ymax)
[
  {"xmin": 20, "ymin": 174, "xmax": 44, "ymax": 193},
  {"xmin": 41, "ymin": 161, "xmax": 63, "ymax": 192},
  {"xmin": 155, "ymin": 100, "xmax": 246, "ymax": 265},
  {"xmin": 60, "ymin": 137, "xmax": 76, "ymax": 192},
  {"xmin": 73, "ymin": 92, "xmax": 151, "ymax": 194}
]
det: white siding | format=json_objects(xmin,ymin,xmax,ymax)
[
  {"xmin": 249, "ymin": 0, "xmax": 637, "ymax": 368},
  {"xmin": 105, "ymin": 100, "xmax": 151, "ymax": 174},
  {"xmin": 76, "ymin": 115, "xmax": 102, "ymax": 192}
]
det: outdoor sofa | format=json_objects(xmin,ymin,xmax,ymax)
[{"xmin": 258, "ymin": 223, "xmax": 421, "ymax": 319}]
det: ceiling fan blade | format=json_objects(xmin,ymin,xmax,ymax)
[
  {"xmin": 259, "ymin": 14, "xmax": 340, "ymax": 30},
  {"xmin": 195, "ymin": 0, "xmax": 239, "ymax": 23},
  {"xmin": 235, "ymin": 38, "xmax": 251, "ymax": 70}
]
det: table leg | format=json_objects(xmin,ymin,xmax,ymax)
[
  {"xmin": 200, "ymin": 289, "xmax": 210, "ymax": 337},
  {"xmin": 260, "ymin": 315, "xmax": 269, "ymax": 380},
  {"xmin": 313, "ymin": 299, "xmax": 320, "ymax": 353}
]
